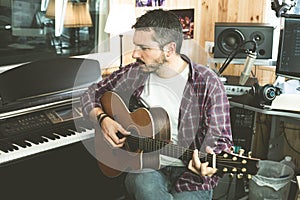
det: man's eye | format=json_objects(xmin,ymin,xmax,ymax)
[{"xmin": 140, "ymin": 46, "xmax": 149, "ymax": 50}]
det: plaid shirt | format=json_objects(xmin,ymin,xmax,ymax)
[{"xmin": 80, "ymin": 55, "xmax": 233, "ymax": 192}]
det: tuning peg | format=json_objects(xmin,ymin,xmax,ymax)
[
  {"xmin": 247, "ymin": 174, "xmax": 252, "ymax": 179},
  {"xmin": 232, "ymin": 168, "xmax": 237, "ymax": 172},
  {"xmin": 248, "ymin": 151, "xmax": 252, "ymax": 158},
  {"xmin": 237, "ymin": 174, "xmax": 244, "ymax": 179},
  {"xmin": 223, "ymin": 168, "xmax": 228, "ymax": 173},
  {"xmin": 242, "ymin": 168, "xmax": 247, "ymax": 173},
  {"xmin": 238, "ymin": 149, "xmax": 245, "ymax": 156}
]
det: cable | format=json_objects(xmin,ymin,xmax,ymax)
[
  {"xmin": 218, "ymin": 48, "xmax": 242, "ymax": 75},
  {"xmin": 218, "ymin": 40, "xmax": 257, "ymax": 75}
]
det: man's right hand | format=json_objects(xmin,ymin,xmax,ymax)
[
  {"xmin": 100, "ymin": 116, "xmax": 130, "ymax": 148},
  {"xmin": 89, "ymin": 107, "xmax": 130, "ymax": 148}
]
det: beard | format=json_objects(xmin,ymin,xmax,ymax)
[{"xmin": 136, "ymin": 54, "xmax": 167, "ymax": 73}]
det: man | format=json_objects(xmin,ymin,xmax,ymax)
[{"xmin": 81, "ymin": 9, "xmax": 233, "ymax": 200}]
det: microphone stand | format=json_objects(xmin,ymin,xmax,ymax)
[
  {"xmin": 217, "ymin": 40, "xmax": 257, "ymax": 76},
  {"xmin": 119, "ymin": 34, "xmax": 123, "ymax": 68}
]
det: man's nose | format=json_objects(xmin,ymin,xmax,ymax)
[{"xmin": 132, "ymin": 49, "xmax": 141, "ymax": 59}]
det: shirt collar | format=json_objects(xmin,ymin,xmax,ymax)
[{"xmin": 180, "ymin": 54, "xmax": 195, "ymax": 83}]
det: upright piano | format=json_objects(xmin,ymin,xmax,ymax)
[{"xmin": 0, "ymin": 58, "xmax": 126, "ymax": 200}]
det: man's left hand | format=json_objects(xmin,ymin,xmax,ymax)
[{"xmin": 188, "ymin": 147, "xmax": 217, "ymax": 177}]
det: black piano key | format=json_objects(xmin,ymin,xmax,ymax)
[
  {"xmin": 39, "ymin": 135, "xmax": 49, "ymax": 143},
  {"xmin": 24, "ymin": 137, "xmax": 38, "ymax": 145},
  {"xmin": 25, "ymin": 134, "xmax": 47, "ymax": 145},
  {"xmin": 68, "ymin": 129, "xmax": 76, "ymax": 135},
  {"xmin": 11, "ymin": 141, "xmax": 26, "ymax": 148},
  {"xmin": 8, "ymin": 135, "xmax": 31, "ymax": 148},
  {"xmin": 0, "ymin": 142, "xmax": 10, "ymax": 153},
  {"xmin": 42, "ymin": 132, "xmax": 60, "ymax": 140},
  {"xmin": 75, "ymin": 127, "xmax": 87, "ymax": 133},
  {"xmin": 0, "ymin": 141, "xmax": 18, "ymax": 152},
  {"xmin": 24, "ymin": 141, "xmax": 32, "ymax": 147},
  {"xmin": 11, "ymin": 138, "xmax": 32, "ymax": 148},
  {"xmin": 8, "ymin": 143, "xmax": 18, "ymax": 151},
  {"xmin": 59, "ymin": 128, "xmax": 75, "ymax": 136},
  {"xmin": 54, "ymin": 130, "xmax": 74, "ymax": 137}
]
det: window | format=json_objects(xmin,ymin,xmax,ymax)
[{"xmin": 0, "ymin": 0, "xmax": 108, "ymax": 67}]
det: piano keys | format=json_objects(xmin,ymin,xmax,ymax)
[
  {"xmin": 0, "ymin": 126, "xmax": 95, "ymax": 164},
  {"xmin": 0, "ymin": 97, "xmax": 96, "ymax": 165}
]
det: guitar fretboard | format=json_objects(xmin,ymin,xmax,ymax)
[{"xmin": 126, "ymin": 135, "xmax": 209, "ymax": 163}]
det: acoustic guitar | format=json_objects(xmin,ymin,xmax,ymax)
[{"xmin": 94, "ymin": 91, "xmax": 259, "ymax": 178}]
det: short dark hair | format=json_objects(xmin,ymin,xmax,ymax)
[{"xmin": 132, "ymin": 9, "xmax": 183, "ymax": 53}]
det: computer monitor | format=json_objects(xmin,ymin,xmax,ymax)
[
  {"xmin": 11, "ymin": 0, "xmax": 45, "ymax": 37},
  {"xmin": 276, "ymin": 14, "xmax": 300, "ymax": 80}
]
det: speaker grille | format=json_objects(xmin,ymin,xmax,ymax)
[{"xmin": 214, "ymin": 22, "xmax": 274, "ymax": 59}]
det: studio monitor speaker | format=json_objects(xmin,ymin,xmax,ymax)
[{"xmin": 214, "ymin": 22, "xmax": 274, "ymax": 59}]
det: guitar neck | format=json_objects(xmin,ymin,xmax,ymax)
[
  {"xmin": 126, "ymin": 134, "xmax": 259, "ymax": 176},
  {"xmin": 126, "ymin": 135, "xmax": 206, "ymax": 163}
]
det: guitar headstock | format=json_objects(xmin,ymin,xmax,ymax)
[{"xmin": 206, "ymin": 150, "xmax": 259, "ymax": 178}]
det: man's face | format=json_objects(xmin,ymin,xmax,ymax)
[{"xmin": 132, "ymin": 30, "xmax": 167, "ymax": 73}]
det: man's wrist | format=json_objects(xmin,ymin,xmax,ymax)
[
  {"xmin": 96, "ymin": 113, "xmax": 106, "ymax": 123},
  {"xmin": 96, "ymin": 112, "xmax": 110, "ymax": 127},
  {"xmin": 98, "ymin": 114, "xmax": 110, "ymax": 127}
]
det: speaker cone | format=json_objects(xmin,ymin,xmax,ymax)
[{"xmin": 217, "ymin": 28, "xmax": 245, "ymax": 55}]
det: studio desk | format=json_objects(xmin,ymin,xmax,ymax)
[{"xmin": 229, "ymin": 94, "xmax": 300, "ymax": 166}]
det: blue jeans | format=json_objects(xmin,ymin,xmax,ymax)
[{"xmin": 125, "ymin": 167, "xmax": 213, "ymax": 200}]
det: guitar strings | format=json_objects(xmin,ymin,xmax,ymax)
[
  {"xmin": 126, "ymin": 135, "xmax": 237, "ymax": 161},
  {"xmin": 126, "ymin": 136, "xmax": 252, "ymax": 173},
  {"xmin": 127, "ymin": 136, "xmax": 244, "ymax": 164}
]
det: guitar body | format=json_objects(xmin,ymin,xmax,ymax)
[
  {"xmin": 95, "ymin": 91, "xmax": 170, "ymax": 177},
  {"xmin": 95, "ymin": 92, "xmax": 260, "ymax": 178}
]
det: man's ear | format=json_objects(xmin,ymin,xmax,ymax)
[{"xmin": 163, "ymin": 42, "xmax": 176, "ymax": 56}]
